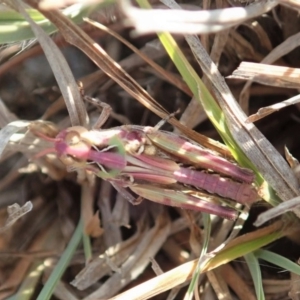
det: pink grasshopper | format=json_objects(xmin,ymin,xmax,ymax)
[{"xmin": 35, "ymin": 98, "xmax": 258, "ymax": 220}]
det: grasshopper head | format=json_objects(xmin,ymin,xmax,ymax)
[{"xmin": 54, "ymin": 126, "xmax": 92, "ymax": 165}]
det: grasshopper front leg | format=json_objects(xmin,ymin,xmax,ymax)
[
  {"xmin": 84, "ymin": 96, "xmax": 112, "ymax": 129},
  {"xmin": 84, "ymin": 96, "xmax": 131, "ymax": 129}
]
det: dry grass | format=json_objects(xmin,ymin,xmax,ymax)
[{"xmin": 0, "ymin": 0, "xmax": 300, "ymax": 299}]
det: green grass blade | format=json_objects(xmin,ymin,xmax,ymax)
[
  {"xmin": 185, "ymin": 213, "xmax": 211, "ymax": 300},
  {"xmin": 6, "ymin": 262, "xmax": 45, "ymax": 300},
  {"xmin": 244, "ymin": 252, "xmax": 265, "ymax": 300},
  {"xmin": 206, "ymin": 228, "xmax": 284, "ymax": 270},
  {"xmin": 36, "ymin": 219, "xmax": 83, "ymax": 300},
  {"xmin": 82, "ymin": 231, "xmax": 92, "ymax": 262},
  {"xmin": 255, "ymin": 249, "xmax": 300, "ymax": 275},
  {"xmin": 200, "ymin": 213, "xmax": 211, "ymax": 258},
  {"xmin": 135, "ymin": 0, "xmax": 261, "ymax": 180},
  {"xmin": 81, "ymin": 185, "xmax": 93, "ymax": 263},
  {"xmin": 0, "ymin": 8, "xmax": 60, "ymax": 43},
  {"xmin": 0, "ymin": 1, "xmax": 114, "ymax": 44}
]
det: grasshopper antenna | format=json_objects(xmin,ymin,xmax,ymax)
[
  {"xmin": 154, "ymin": 109, "xmax": 181, "ymax": 130},
  {"xmin": 29, "ymin": 128, "xmax": 58, "ymax": 159}
]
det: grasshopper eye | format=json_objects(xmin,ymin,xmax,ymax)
[
  {"xmin": 65, "ymin": 131, "xmax": 81, "ymax": 146},
  {"xmin": 64, "ymin": 131, "xmax": 91, "ymax": 157}
]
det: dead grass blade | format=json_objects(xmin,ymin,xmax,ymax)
[
  {"xmin": 0, "ymin": 98, "xmax": 17, "ymax": 127},
  {"xmin": 84, "ymin": 18, "xmax": 193, "ymax": 97},
  {"xmin": 0, "ymin": 202, "xmax": 33, "ymax": 232},
  {"xmin": 71, "ymin": 223, "xmax": 144, "ymax": 290},
  {"xmin": 50, "ymin": 280, "xmax": 79, "ymax": 300},
  {"xmin": 107, "ymin": 255, "xmax": 198, "ymax": 300},
  {"xmin": 2, "ymin": 1, "xmax": 300, "ymax": 299},
  {"xmin": 24, "ymin": 0, "xmax": 230, "ymax": 155},
  {"xmin": 122, "ymin": 0, "xmax": 279, "ymax": 34},
  {"xmin": 24, "ymin": 1, "xmax": 168, "ymax": 116},
  {"xmin": 239, "ymin": 31, "xmax": 300, "ymax": 111},
  {"xmin": 230, "ymin": 63, "xmax": 300, "ymax": 122},
  {"xmin": 186, "ymin": 28, "xmax": 299, "ymax": 203},
  {"xmin": 106, "ymin": 220, "xmax": 284, "ymax": 300},
  {"xmin": 81, "ymin": 181, "xmax": 103, "ymax": 238},
  {"xmin": 83, "ymin": 211, "xmax": 171, "ymax": 299},
  {"xmin": 41, "ymin": 38, "xmax": 171, "ymax": 120},
  {"xmin": 285, "ymin": 146, "xmax": 299, "ymax": 171},
  {"xmin": 220, "ymin": 264, "xmax": 256, "ymax": 300},
  {"xmin": 243, "ymin": 20, "xmax": 273, "ymax": 52},
  {"xmin": 10, "ymin": 0, "xmax": 87, "ymax": 127},
  {"xmin": 279, "ymin": 0, "xmax": 300, "ymax": 10},
  {"xmin": 0, "ymin": 121, "xmax": 30, "ymax": 157},
  {"xmin": 110, "ymin": 192, "xmax": 130, "ymax": 228},
  {"xmin": 254, "ymin": 196, "xmax": 300, "ymax": 226},
  {"xmin": 289, "ymin": 273, "xmax": 300, "ymax": 299},
  {"xmin": 98, "ymin": 182, "xmax": 123, "ymax": 246},
  {"xmin": 228, "ymin": 30, "xmax": 265, "ymax": 62},
  {"xmin": 163, "ymin": 0, "xmax": 299, "ymax": 210},
  {"xmin": 247, "ymin": 94, "xmax": 300, "ymax": 123},
  {"xmin": 230, "ymin": 63, "xmax": 300, "ymax": 89},
  {"xmin": 0, "ymin": 157, "xmax": 28, "ymax": 192},
  {"xmin": 0, "ymin": 201, "xmax": 59, "ymax": 296},
  {"xmin": 179, "ymin": 11, "xmax": 230, "ymax": 130},
  {"xmin": 38, "ymin": 0, "xmax": 104, "ymax": 10},
  {"xmin": 0, "ymin": 120, "xmax": 64, "ymax": 182},
  {"xmin": 12, "ymin": 261, "xmax": 46, "ymax": 300},
  {"xmin": 207, "ymin": 269, "xmax": 231, "ymax": 300}
]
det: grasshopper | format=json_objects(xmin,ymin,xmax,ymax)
[{"xmin": 35, "ymin": 97, "xmax": 258, "ymax": 220}]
